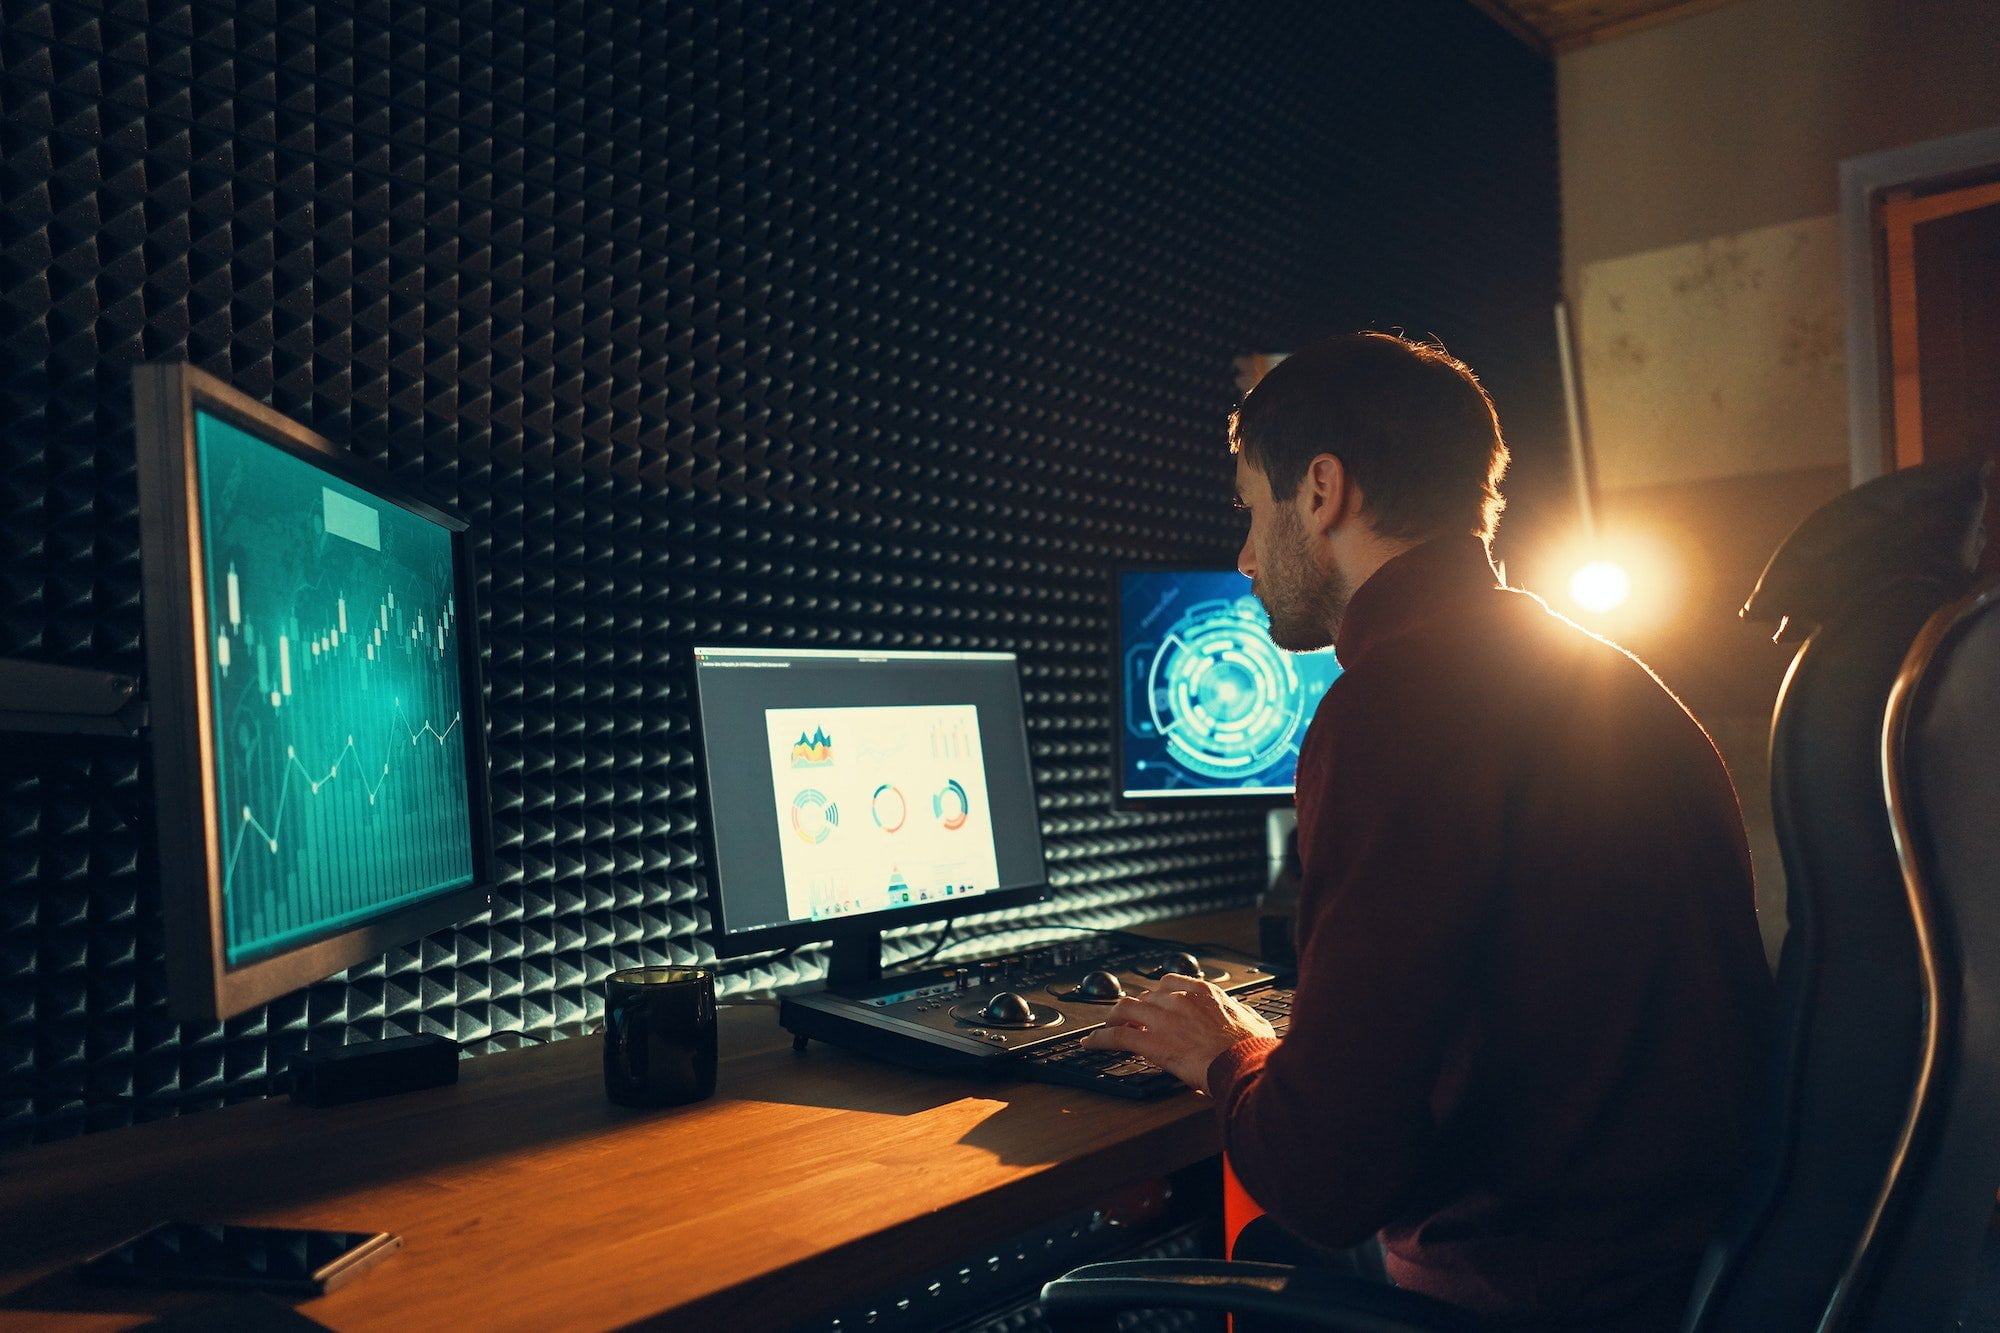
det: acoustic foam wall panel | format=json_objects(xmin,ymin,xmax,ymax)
[{"xmin": 0, "ymin": 0, "xmax": 1557, "ymax": 1145}]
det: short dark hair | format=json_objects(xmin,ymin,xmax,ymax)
[{"xmin": 1229, "ymin": 332, "xmax": 1509, "ymax": 542}]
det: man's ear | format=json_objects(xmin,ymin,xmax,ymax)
[{"xmin": 1301, "ymin": 453, "xmax": 1354, "ymax": 539}]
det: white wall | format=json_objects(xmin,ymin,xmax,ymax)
[{"xmin": 1560, "ymin": 0, "xmax": 2000, "ymax": 488}]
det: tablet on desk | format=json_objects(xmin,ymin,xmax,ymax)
[{"xmin": 77, "ymin": 1222, "xmax": 401, "ymax": 1296}]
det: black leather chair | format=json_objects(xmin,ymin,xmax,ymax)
[{"xmin": 1041, "ymin": 461, "xmax": 2000, "ymax": 1332}]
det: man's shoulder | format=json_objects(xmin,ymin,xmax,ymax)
[
  {"xmin": 1340, "ymin": 585, "xmax": 1567, "ymax": 683},
  {"xmin": 1331, "ymin": 586, "xmax": 1667, "ymax": 726}
]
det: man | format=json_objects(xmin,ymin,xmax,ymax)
[{"xmin": 1081, "ymin": 332, "xmax": 1773, "ymax": 1330}]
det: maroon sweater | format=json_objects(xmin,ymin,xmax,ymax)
[{"xmin": 1207, "ymin": 537, "xmax": 1773, "ymax": 1330}]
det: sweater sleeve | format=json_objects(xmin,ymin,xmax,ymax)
[{"xmin": 1213, "ymin": 654, "xmax": 1508, "ymax": 1247}]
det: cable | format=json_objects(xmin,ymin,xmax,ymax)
[
  {"xmin": 899, "ymin": 920, "xmax": 957, "ymax": 970},
  {"xmin": 479, "ymin": 1029, "xmax": 548, "ymax": 1047},
  {"xmin": 701, "ymin": 919, "xmax": 1164, "ymax": 982},
  {"xmin": 714, "ymin": 945, "xmax": 799, "ymax": 978},
  {"xmin": 893, "ymin": 920, "xmax": 1151, "ymax": 973}
]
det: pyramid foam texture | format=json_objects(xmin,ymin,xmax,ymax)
[{"xmin": 0, "ymin": 0, "xmax": 1557, "ymax": 1145}]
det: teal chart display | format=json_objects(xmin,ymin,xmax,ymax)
[
  {"xmin": 194, "ymin": 410, "xmax": 475, "ymax": 965},
  {"xmin": 1118, "ymin": 568, "xmax": 1341, "ymax": 800}
]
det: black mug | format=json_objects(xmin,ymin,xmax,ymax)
[{"xmin": 603, "ymin": 966, "xmax": 717, "ymax": 1108}]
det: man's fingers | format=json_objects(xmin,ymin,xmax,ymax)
[
  {"xmin": 1080, "ymin": 1023, "xmax": 1137, "ymax": 1050},
  {"xmin": 1083, "ymin": 996, "xmax": 1149, "ymax": 1041}
]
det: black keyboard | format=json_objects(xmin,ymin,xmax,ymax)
[{"xmin": 1015, "ymin": 986, "xmax": 1294, "ymax": 1100}]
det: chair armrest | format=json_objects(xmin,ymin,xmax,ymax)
[{"xmin": 1038, "ymin": 1258, "xmax": 1492, "ymax": 1332}]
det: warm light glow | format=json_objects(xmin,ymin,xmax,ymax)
[
  {"xmin": 1514, "ymin": 527, "xmax": 1682, "ymax": 639},
  {"xmin": 1570, "ymin": 560, "xmax": 1632, "ymax": 615}
]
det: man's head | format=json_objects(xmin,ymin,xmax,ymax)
[{"xmin": 1231, "ymin": 332, "xmax": 1508, "ymax": 650}]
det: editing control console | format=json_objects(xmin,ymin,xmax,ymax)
[{"xmin": 779, "ymin": 936, "xmax": 1280, "ymax": 1076}]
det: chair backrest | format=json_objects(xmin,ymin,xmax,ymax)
[
  {"xmin": 1683, "ymin": 460, "xmax": 1992, "ymax": 1333},
  {"xmin": 1861, "ymin": 579, "xmax": 2000, "ymax": 1326}
]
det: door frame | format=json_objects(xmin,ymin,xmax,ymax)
[{"xmin": 1840, "ymin": 124, "xmax": 2000, "ymax": 484}]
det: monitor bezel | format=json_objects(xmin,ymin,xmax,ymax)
[
  {"xmin": 1110, "ymin": 565, "xmax": 1320, "ymax": 813},
  {"xmin": 688, "ymin": 644, "xmax": 1051, "ymax": 961},
  {"xmin": 134, "ymin": 363, "xmax": 496, "ymax": 1022}
]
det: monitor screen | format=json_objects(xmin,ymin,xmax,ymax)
[
  {"xmin": 135, "ymin": 364, "xmax": 493, "ymax": 1021},
  {"xmin": 1115, "ymin": 568, "xmax": 1341, "ymax": 805},
  {"xmin": 693, "ymin": 647, "xmax": 1048, "ymax": 954}
]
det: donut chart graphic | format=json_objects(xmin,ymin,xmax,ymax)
[
  {"xmin": 870, "ymin": 783, "xmax": 907, "ymax": 832},
  {"xmin": 1147, "ymin": 595, "xmax": 1308, "ymax": 782},
  {"xmin": 932, "ymin": 778, "xmax": 970, "ymax": 830},
  {"xmin": 790, "ymin": 788, "xmax": 838, "ymax": 843}
]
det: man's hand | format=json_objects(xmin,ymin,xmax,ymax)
[{"xmin": 1078, "ymin": 974, "xmax": 1277, "ymax": 1094}]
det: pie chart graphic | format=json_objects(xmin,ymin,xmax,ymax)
[
  {"xmin": 932, "ymin": 778, "xmax": 969, "ymax": 830},
  {"xmin": 791, "ymin": 788, "xmax": 838, "ymax": 843},
  {"xmin": 871, "ymin": 783, "xmax": 907, "ymax": 832}
]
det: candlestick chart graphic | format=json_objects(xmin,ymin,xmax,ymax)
[{"xmin": 194, "ymin": 411, "xmax": 476, "ymax": 965}]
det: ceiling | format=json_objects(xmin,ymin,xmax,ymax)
[{"xmin": 1467, "ymin": 0, "xmax": 1745, "ymax": 54}]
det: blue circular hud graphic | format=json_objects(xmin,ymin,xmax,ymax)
[
  {"xmin": 1119, "ymin": 570, "xmax": 1342, "ymax": 797},
  {"xmin": 1152, "ymin": 601, "xmax": 1301, "ymax": 779}
]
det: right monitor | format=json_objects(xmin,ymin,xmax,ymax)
[{"xmin": 1115, "ymin": 568, "xmax": 1341, "ymax": 807}]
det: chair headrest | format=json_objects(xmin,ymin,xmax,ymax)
[{"xmin": 1740, "ymin": 461, "xmax": 1989, "ymax": 644}]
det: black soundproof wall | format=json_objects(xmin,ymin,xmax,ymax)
[{"xmin": 0, "ymin": 0, "xmax": 1559, "ymax": 1146}]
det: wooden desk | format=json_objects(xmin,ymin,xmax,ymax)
[{"xmin": 0, "ymin": 911, "xmax": 1261, "ymax": 1330}]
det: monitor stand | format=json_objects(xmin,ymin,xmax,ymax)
[
  {"xmin": 1265, "ymin": 807, "xmax": 1298, "ymax": 896},
  {"xmin": 827, "ymin": 928, "xmax": 884, "ymax": 990},
  {"xmin": 1260, "ymin": 807, "xmax": 1300, "ymax": 968}
]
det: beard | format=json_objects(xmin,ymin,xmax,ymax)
[{"xmin": 1253, "ymin": 506, "xmax": 1351, "ymax": 653}]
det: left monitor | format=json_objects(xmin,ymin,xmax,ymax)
[{"xmin": 134, "ymin": 364, "xmax": 494, "ymax": 1022}]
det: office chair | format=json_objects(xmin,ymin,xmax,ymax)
[{"xmin": 1041, "ymin": 461, "xmax": 2000, "ymax": 1333}]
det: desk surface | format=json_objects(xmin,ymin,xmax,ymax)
[{"xmin": 0, "ymin": 909, "xmax": 1260, "ymax": 1331}]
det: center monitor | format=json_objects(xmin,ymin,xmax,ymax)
[
  {"xmin": 692, "ymin": 647, "xmax": 1049, "ymax": 982},
  {"xmin": 1114, "ymin": 568, "xmax": 1341, "ymax": 807}
]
